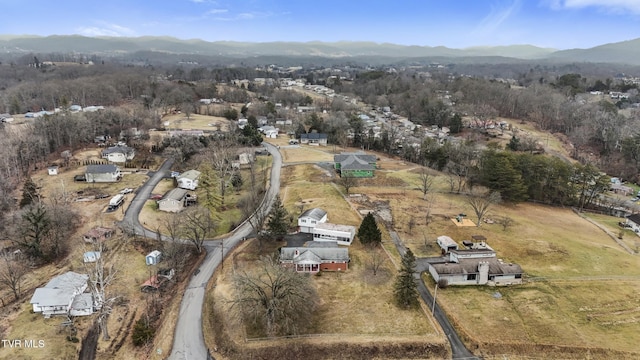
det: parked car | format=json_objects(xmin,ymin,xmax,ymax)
[
  {"xmin": 95, "ymin": 194, "xmax": 109, "ymax": 199},
  {"xmin": 120, "ymin": 188, "xmax": 134, "ymax": 194}
]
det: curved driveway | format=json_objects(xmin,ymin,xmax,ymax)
[
  {"xmin": 124, "ymin": 144, "xmax": 472, "ymax": 359},
  {"xmin": 166, "ymin": 142, "xmax": 281, "ymax": 360}
]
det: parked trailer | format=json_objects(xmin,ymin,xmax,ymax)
[{"xmin": 107, "ymin": 194, "xmax": 125, "ymax": 212}]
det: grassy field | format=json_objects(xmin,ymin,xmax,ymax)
[
  {"xmin": 204, "ymin": 239, "xmax": 446, "ymax": 359},
  {"xmin": 340, "ymin": 164, "xmax": 640, "ymax": 357},
  {"xmin": 161, "ymin": 113, "xmax": 232, "ymax": 132},
  {"xmin": 584, "ymin": 212, "xmax": 640, "ymax": 252}
]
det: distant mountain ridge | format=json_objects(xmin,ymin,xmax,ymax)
[{"xmin": 0, "ymin": 35, "xmax": 638, "ymax": 65}]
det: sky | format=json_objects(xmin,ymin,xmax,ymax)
[{"xmin": 1, "ymin": 0, "xmax": 640, "ymax": 50}]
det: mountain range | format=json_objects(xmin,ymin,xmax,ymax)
[{"xmin": 0, "ymin": 35, "xmax": 639, "ymax": 65}]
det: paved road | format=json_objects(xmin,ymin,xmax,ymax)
[
  {"xmin": 168, "ymin": 142, "xmax": 282, "ymax": 360},
  {"xmin": 122, "ymin": 158, "xmax": 174, "ymax": 238},
  {"xmin": 389, "ymin": 231, "xmax": 478, "ymax": 360}
]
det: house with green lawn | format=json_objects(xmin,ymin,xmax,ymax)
[{"xmin": 334, "ymin": 152, "xmax": 377, "ymax": 178}]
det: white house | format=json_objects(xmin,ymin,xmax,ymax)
[
  {"xmin": 85, "ymin": 164, "xmax": 121, "ymax": 183},
  {"xmin": 298, "ymin": 208, "xmax": 328, "ymax": 233},
  {"xmin": 30, "ymin": 272, "xmax": 94, "ymax": 317},
  {"xmin": 102, "ymin": 146, "xmax": 135, "ymax": 163},
  {"xmin": 177, "ymin": 170, "xmax": 201, "ymax": 190},
  {"xmin": 280, "ymin": 243, "xmax": 349, "ymax": 273},
  {"xmin": 47, "ymin": 166, "xmax": 59, "ymax": 176},
  {"xmin": 146, "ymin": 250, "xmax": 162, "ymax": 265},
  {"xmin": 626, "ymin": 214, "xmax": 640, "ymax": 233},
  {"xmin": 312, "ymin": 223, "xmax": 357, "ymax": 246}
]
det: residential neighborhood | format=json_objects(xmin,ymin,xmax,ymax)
[{"xmin": 1, "ymin": 38, "xmax": 640, "ymax": 360}]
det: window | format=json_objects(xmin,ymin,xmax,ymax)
[
  {"xmin": 467, "ymin": 274, "xmax": 477, "ymax": 281},
  {"xmin": 515, "ymin": 274, "xmax": 522, "ymax": 279},
  {"xmin": 301, "ymin": 219, "xmax": 306, "ymax": 223}
]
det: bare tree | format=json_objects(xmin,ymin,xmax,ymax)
[
  {"xmin": 466, "ymin": 191, "xmax": 501, "ymax": 226},
  {"xmin": 339, "ymin": 175, "xmax": 358, "ymax": 196},
  {"xmin": 181, "ymin": 206, "xmax": 216, "ymax": 253},
  {"xmin": 418, "ymin": 168, "xmax": 433, "ymax": 199},
  {"xmin": 208, "ymin": 138, "xmax": 238, "ymax": 207},
  {"xmin": 366, "ymin": 246, "xmax": 387, "ymax": 276},
  {"xmin": 84, "ymin": 241, "xmax": 118, "ymax": 341},
  {"xmin": 497, "ymin": 216, "xmax": 514, "ymax": 231},
  {"xmin": 162, "ymin": 213, "xmax": 190, "ymax": 273},
  {"xmin": 231, "ymin": 255, "xmax": 318, "ymax": 337},
  {"xmin": 0, "ymin": 252, "xmax": 28, "ymax": 301},
  {"xmin": 407, "ymin": 216, "xmax": 416, "ymax": 235}
]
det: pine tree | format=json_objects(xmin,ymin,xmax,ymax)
[
  {"xmin": 20, "ymin": 177, "xmax": 40, "ymax": 208},
  {"xmin": 394, "ymin": 248, "xmax": 419, "ymax": 308},
  {"xmin": 266, "ymin": 196, "xmax": 289, "ymax": 241},
  {"xmin": 357, "ymin": 212, "xmax": 381, "ymax": 246}
]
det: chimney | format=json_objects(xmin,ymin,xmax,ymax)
[{"xmin": 478, "ymin": 261, "xmax": 490, "ymax": 285}]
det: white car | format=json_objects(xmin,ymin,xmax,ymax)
[{"xmin": 120, "ymin": 188, "xmax": 134, "ymax": 194}]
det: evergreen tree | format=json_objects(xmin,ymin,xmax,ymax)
[
  {"xmin": 357, "ymin": 212, "xmax": 382, "ymax": 246},
  {"xmin": 507, "ymin": 135, "xmax": 520, "ymax": 151},
  {"xmin": 449, "ymin": 113, "xmax": 463, "ymax": 134},
  {"xmin": 20, "ymin": 177, "xmax": 40, "ymax": 208},
  {"xmin": 231, "ymin": 171, "xmax": 243, "ymax": 191},
  {"xmin": 394, "ymin": 248, "xmax": 419, "ymax": 308},
  {"xmin": 266, "ymin": 196, "xmax": 289, "ymax": 240}
]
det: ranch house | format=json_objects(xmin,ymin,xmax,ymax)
[
  {"xmin": 300, "ymin": 133, "xmax": 328, "ymax": 146},
  {"xmin": 428, "ymin": 238, "xmax": 523, "ymax": 286},
  {"xmin": 334, "ymin": 152, "xmax": 377, "ymax": 178},
  {"xmin": 157, "ymin": 188, "xmax": 192, "ymax": 213},
  {"xmin": 101, "ymin": 145, "xmax": 135, "ymax": 163},
  {"xmin": 30, "ymin": 271, "xmax": 94, "ymax": 317},
  {"xmin": 85, "ymin": 164, "xmax": 121, "ymax": 183},
  {"xmin": 280, "ymin": 242, "xmax": 349, "ymax": 273}
]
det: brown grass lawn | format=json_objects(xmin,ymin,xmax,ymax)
[
  {"xmin": 280, "ymin": 164, "xmax": 361, "ymax": 226},
  {"xmin": 583, "ymin": 212, "xmax": 640, "ymax": 253},
  {"xmin": 434, "ymin": 278, "xmax": 640, "ymax": 356},
  {"xmin": 161, "ymin": 113, "xmax": 232, "ymax": 132},
  {"xmin": 204, "ymin": 239, "xmax": 445, "ymax": 359},
  {"xmin": 340, "ymin": 165, "xmax": 640, "ymax": 356}
]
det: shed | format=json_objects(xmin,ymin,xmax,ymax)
[
  {"xmin": 146, "ymin": 250, "xmax": 162, "ymax": 265},
  {"xmin": 47, "ymin": 166, "xmax": 59, "ymax": 176},
  {"xmin": 83, "ymin": 251, "xmax": 101, "ymax": 263}
]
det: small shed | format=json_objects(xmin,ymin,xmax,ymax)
[
  {"xmin": 47, "ymin": 166, "xmax": 59, "ymax": 176},
  {"xmin": 146, "ymin": 250, "xmax": 162, "ymax": 266},
  {"xmin": 83, "ymin": 251, "xmax": 101, "ymax": 263}
]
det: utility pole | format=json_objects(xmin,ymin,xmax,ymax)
[{"xmin": 432, "ymin": 283, "xmax": 438, "ymax": 315}]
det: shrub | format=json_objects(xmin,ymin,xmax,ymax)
[{"xmin": 132, "ymin": 318, "xmax": 155, "ymax": 347}]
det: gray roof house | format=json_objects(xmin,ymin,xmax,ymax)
[
  {"xmin": 101, "ymin": 146, "xmax": 135, "ymax": 163},
  {"xmin": 300, "ymin": 133, "xmax": 328, "ymax": 146},
  {"xmin": 428, "ymin": 238, "xmax": 523, "ymax": 286},
  {"xmin": 157, "ymin": 188, "xmax": 189, "ymax": 213},
  {"xmin": 280, "ymin": 244, "xmax": 349, "ymax": 273},
  {"xmin": 30, "ymin": 271, "xmax": 94, "ymax": 317},
  {"xmin": 298, "ymin": 208, "xmax": 328, "ymax": 233},
  {"xmin": 85, "ymin": 164, "xmax": 121, "ymax": 183},
  {"xmin": 334, "ymin": 152, "xmax": 377, "ymax": 178}
]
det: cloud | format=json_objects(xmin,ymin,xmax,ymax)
[
  {"xmin": 475, "ymin": 0, "xmax": 522, "ymax": 35},
  {"xmin": 76, "ymin": 22, "xmax": 136, "ymax": 37},
  {"xmin": 544, "ymin": 0, "xmax": 640, "ymax": 14},
  {"xmin": 206, "ymin": 9, "xmax": 228, "ymax": 15},
  {"xmin": 214, "ymin": 11, "xmax": 273, "ymax": 21}
]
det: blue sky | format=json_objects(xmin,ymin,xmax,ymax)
[{"xmin": 1, "ymin": 0, "xmax": 640, "ymax": 49}]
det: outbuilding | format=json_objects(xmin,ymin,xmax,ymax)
[
  {"xmin": 47, "ymin": 166, "xmax": 59, "ymax": 176},
  {"xmin": 145, "ymin": 250, "xmax": 162, "ymax": 265},
  {"xmin": 312, "ymin": 223, "xmax": 356, "ymax": 246}
]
